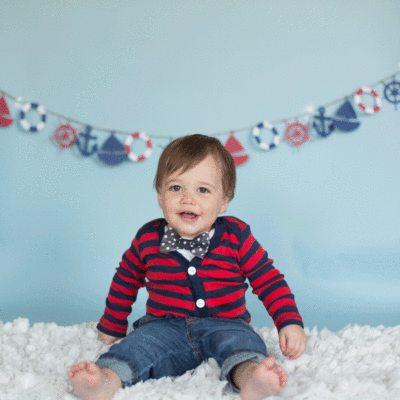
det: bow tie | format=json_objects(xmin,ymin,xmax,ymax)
[{"xmin": 160, "ymin": 227, "xmax": 210, "ymax": 259}]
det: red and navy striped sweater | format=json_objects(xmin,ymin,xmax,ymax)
[{"xmin": 97, "ymin": 216, "xmax": 303, "ymax": 337}]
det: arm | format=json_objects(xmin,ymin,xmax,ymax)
[
  {"xmin": 238, "ymin": 224, "xmax": 303, "ymax": 332},
  {"xmin": 97, "ymin": 235, "xmax": 147, "ymax": 338}
]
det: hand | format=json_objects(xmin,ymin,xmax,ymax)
[
  {"xmin": 97, "ymin": 330, "xmax": 120, "ymax": 345},
  {"xmin": 279, "ymin": 325, "xmax": 307, "ymax": 360}
]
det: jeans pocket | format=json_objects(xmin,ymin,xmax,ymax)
[
  {"xmin": 132, "ymin": 314, "xmax": 151, "ymax": 330},
  {"xmin": 236, "ymin": 318, "xmax": 257, "ymax": 332}
]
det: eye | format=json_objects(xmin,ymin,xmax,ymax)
[
  {"xmin": 198, "ymin": 187, "xmax": 210, "ymax": 194},
  {"xmin": 169, "ymin": 185, "xmax": 181, "ymax": 192}
]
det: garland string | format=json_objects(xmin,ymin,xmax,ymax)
[{"xmin": 1, "ymin": 70, "xmax": 399, "ymax": 138}]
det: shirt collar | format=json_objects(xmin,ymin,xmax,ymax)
[
  {"xmin": 158, "ymin": 217, "xmax": 223, "ymax": 253},
  {"xmin": 163, "ymin": 225, "xmax": 215, "ymax": 240}
]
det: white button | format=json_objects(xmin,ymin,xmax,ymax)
[
  {"xmin": 196, "ymin": 299, "xmax": 205, "ymax": 308},
  {"xmin": 188, "ymin": 266, "xmax": 197, "ymax": 275}
]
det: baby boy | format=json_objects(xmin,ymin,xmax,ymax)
[{"xmin": 68, "ymin": 134, "xmax": 307, "ymax": 400}]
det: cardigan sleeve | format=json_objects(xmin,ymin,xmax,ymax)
[
  {"xmin": 97, "ymin": 233, "xmax": 147, "ymax": 337},
  {"xmin": 238, "ymin": 223, "xmax": 304, "ymax": 332}
]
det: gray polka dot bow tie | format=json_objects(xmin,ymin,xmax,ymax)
[{"xmin": 160, "ymin": 227, "xmax": 210, "ymax": 259}]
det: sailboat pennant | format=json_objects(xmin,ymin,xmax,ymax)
[
  {"xmin": 0, "ymin": 96, "xmax": 14, "ymax": 127},
  {"xmin": 225, "ymin": 134, "xmax": 245, "ymax": 152},
  {"xmin": 224, "ymin": 133, "xmax": 249, "ymax": 167},
  {"xmin": 330, "ymin": 100, "xmax": 361, "ymax": 132},
  {"xmin": 98, "ymin": 132, "xmax": 128, "ymax": 165}
]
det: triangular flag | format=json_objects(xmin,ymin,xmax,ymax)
[{"xmin": 0, "ymin": 96, "xmax": 14, "ymax": 127}]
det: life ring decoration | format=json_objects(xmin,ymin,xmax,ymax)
[
  {"xmin": 20, "ymin": 102, "xmax": 47, "ymax": 132},
  {"xmin": 354, "ymin": 87, "xmax": 382, "ymax": 114},
  {"xmin": 252, "ymin": 121, "xmax": 280, "ymax": 151},
  {"xmin": 124, "ymin": 131, "xmax": 153, "ymax": 162}
]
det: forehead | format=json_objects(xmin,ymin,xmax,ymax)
[{"xmin": 166, "ymin": 155, "xmax": 223, "ymax": 183}]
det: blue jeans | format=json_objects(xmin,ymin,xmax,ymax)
[{"xmin": 95, "ymin": 314, "xmax": 268, "ymax": 393}]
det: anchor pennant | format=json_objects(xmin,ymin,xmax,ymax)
[{"xmin": 75, "ymin": 126, "xmax": 98, "ymax": 157}]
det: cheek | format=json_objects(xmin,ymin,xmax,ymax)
[
  {"xmin": 203, "ymin": 198, "xmax": 219, "ymax": 212},
  {"xmin": 163, "ymin": 194, "xmax": 178, "ymax": 209}
]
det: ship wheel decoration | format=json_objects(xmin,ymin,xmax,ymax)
[
  {"xmin": 382, "ymin": 77, "xmax": 400, "ymax": 110},
  {"xmin": 54, "ymin": 123, "xmax": 77, "ymax": 148},
  {"xmin": 285, "ymin": 121, "xmax": 310, "ymax": 147}
]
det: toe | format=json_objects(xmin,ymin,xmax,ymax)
[
  {"xmin": 277, "ymin": 368, "xmax": 288, "ymax": 387},
  {"xmin": 262, "ymin": 357, "xmax": 276, "ymax": 370},
  {"xmin": 86, "ymin": 362, "xmax": 99, "ymax": 374},
  {"xmin": 71, "ymin": 362, "xmax": 87, "ymax": 374},
  {"xmin": 69, "ymin": 364, "xmax": 84, "ymax": 379}
]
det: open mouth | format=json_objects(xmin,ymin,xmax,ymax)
[{"xmin": 179, "ymin": 212, "xmax": 198, "ymax": 220}]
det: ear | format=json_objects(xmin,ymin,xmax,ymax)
[{"xmin": 219, "ymin": 197, "xmax": 230, "ymax": 214}]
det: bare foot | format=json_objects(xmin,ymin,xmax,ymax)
[
  {"xmin": 68, "ymin": 362, "xmax": 122, "ymax": 400},
  {"xmin": 239, "ymin": 357, "xmax": 287, "ymax": 400}
]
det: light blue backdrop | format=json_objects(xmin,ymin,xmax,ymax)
[{"xmin": 1, "ymin": 0, "xmax": 399, "ymax": 332}]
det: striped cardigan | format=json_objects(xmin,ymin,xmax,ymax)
[{"xmin": 97, "ymin": 216, "xmax": 303, "ymax": 337}]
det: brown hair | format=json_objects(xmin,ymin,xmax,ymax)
[{"xmin": 154, "ymin": 134, "xmax": 236, "ymax": 201}]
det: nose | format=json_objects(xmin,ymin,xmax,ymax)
[{"xmin": 181, "ymin": 190, "xmax": 196, "ymax": 204}]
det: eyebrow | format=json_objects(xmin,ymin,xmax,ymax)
[
  {"xmin": 165, "ymin": 179, "xmax": 215, "ymax": 189},
  {"xmin": 198, "ymin": 181, "xmax": 215, "ymax": 189}
]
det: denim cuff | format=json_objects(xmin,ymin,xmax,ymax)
[
  {"xmin": 95, "ymin": 357, "xmax": 136, "ymax": 388},
  {"xmin": 220, "ymin": 351, "xmax": 267, "ymax": 393}
]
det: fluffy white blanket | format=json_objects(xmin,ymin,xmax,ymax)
[{"xmin": 1, "ymin": 318, "xmax": 399, "ymax": 400}]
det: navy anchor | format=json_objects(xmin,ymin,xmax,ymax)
[
  {"xmin": 312, "ymin": 107, "xmax": 334, "ymax": 138},
  {"xmin": 75, "ymin": 126, "xmax": 98, "ymax": 156}
]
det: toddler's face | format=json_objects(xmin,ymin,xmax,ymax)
[{"xmin": 157, "ymin": 155, "xmax": 229, "ymax": 239}]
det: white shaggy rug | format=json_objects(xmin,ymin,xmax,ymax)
[{"xmin": 1, "ymin": 318, "xmax": 400, "ymax": 400}]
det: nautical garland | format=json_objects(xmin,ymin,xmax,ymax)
[{"xmin": 1, "ymin": 69, "xmax": 399, "ymax": 167}]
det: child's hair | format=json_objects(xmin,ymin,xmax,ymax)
[{"xmin": 154, "ymin": 134, "xmax": 236, "ymax": 201}]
